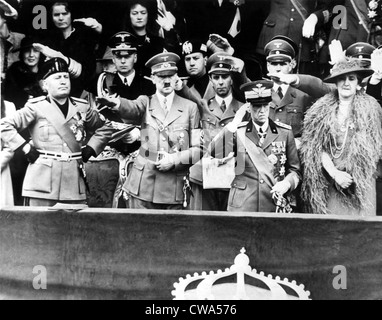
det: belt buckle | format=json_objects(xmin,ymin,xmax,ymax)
[
  {"xmin": 60, "ymin": 153, "xmax": 70, "ymax": 162},
  {"xmin": 158, "ymin": 124, "xmax": 165, "ymax": 132}
]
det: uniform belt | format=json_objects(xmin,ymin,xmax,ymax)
[{"xmin": 38, "ymin": 150, "xmax": 82, "ymax": 162}]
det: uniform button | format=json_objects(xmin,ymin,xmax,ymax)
[
  {"xmin": 63, "ymin": 143, "xmax": 68, "ymax": 147},
  {"xmin": 291, "ymin": 8, "xmax": 295, "ymax": 12},
  {"xmin": 160, "ymin": 148, "xmax": 165, "ymax": 151},
  {"xmin": 279, "ymin": 109, "xmax": 283, "ymax": 112},
  {"xmin": 221, "ymin": 124, "xmax": 225, "ymax": 127},
  {"xmin": 290, "ymin": 18, "xmax": 294, "ymax": 22},
  {"xmin": 294, "ymin": 109, "xmax": 297, "ymax": 113},
  {"xmin": 260, "ymin": 180, "xmax": 264, "ymax": 184},
  {"xmin": 276, "ymin": 119, "xmax": 280, "ymax": 122},
  {"xmin": 162, "ymin": 138, "xmax": 167, "ymax": 141}
]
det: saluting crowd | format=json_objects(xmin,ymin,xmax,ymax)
[{"xmin": 1, "ymin": 0, "xmax": 382, "ymax": 216}]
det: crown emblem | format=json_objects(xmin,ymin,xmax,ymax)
[{"xmin": 172, "ymin": 248, "xmax": 311, "ymax": 300}]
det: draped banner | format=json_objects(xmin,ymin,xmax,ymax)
[{"xmin": 1, "ymin": 207, "xmax": 382, "ymax": 300}]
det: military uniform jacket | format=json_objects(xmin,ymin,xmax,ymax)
[
  {"xmin": 270, "ymin": 86, "xmax": 313, "ymax": 138},
  {"xmin": 0, "ymin": 96, "xmax": 112, "ymax": 201},
  {"xmin": 118, "ymin": 94, "xmax": 202, "ymax": 204},
  {"xmin": 256, "ymin": 0, "xmax": 335, "ymax": 62},
  {"xmin": 210, "ymin": 119, "xmax": 301, "ymax": 213},
  {"xmin": 201, "ymin": 96, "xmax": 243, "ymax": 147}
]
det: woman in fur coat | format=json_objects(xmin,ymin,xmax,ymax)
[{"xmin": 300, "ymin": 58, "xmax": 382, "ymax": 216}]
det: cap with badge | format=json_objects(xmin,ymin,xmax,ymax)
[
  {"xmin": 145, "ymin": 52, "xmax": 180, "ymax": 76},
  {"xmin": 182, "ymin": 40, "xmax": 208, "ymax": 57},
  {"xmin": 207, "ymin": 52, "xmax": 233, "ymax": 75},
  {"xmin": 109, "ymin": 32, "xmax": 138, "ymax": 55},
  {"xmin": 240, "ymin": 80, "xmax": 273, "ymax": 105},
  {"xmin": 39, "ymin": 57, "xmax": 69, "ymax": 80},
  {"xmin": 264, "ymin": 36, "xmax": 299, "ymax": 63},
  {"xmin": 346, "ymin": 42, "xmax": 376, "ymax": 67}
]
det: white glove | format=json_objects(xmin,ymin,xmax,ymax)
[
  {"xmin": 271, "ymin": 180, "xmax": 291, "ymax": 196},
  {"xmin": 207, "ymin": 34, "xmax": 235, "ymax": 55},
  {"xmin": 121, "ymin": 128, "xmax": 141, "ymax": 144},
  {"xmin": 302, "ymin": 14, "xmax": 318, "ymax": 38},
  {"xmin": 228, "ymin": 57, "xmax": 244, "ymax": 73},
  {"xmin": 329, "ymin": 40, "xmax": 346, "ymax": 65},
  {"xmin": 371, "ymin": 48, "xmax": 382, "ymax": 84}
]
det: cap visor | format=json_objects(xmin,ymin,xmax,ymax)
[
  {"xmin": 154, "ymin": 69, "xmax": 177, "ymax": 77},
  {"xmin": 248, "ymin": 97, "xmax": 272, "ymax": 105},
  {"xmin": 208, "ymin": 69, "xmax": 231, "ymax": 75},
  {"xmin": 267, "ymin": 56, "xmax": 292, "ymax": 63}
]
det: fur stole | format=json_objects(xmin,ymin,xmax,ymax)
[{"xmin": 300, "ymin": 91, "xmax": 382, "ymax": 215}]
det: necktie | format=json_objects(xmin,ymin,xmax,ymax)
[
  {"xmin": 163, "ymin": 98, "xmax": 168, "ymax": 116},
  {"xmin": 259, "ymin": 128, "xmax": 266, "ymax": 147},
  {"xmin": 124, "ymin": 77, "xmax": 129, "ymax": 86},
  {"xmin": 220, "ymin": 100, "xmax": 227, "ymax": 114},
  {"xmin": 277, "ymin": 87, "xmax": 284, "ymax": 100}
]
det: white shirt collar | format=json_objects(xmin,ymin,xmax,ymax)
[
  {"xmin": 215, "ymin": 94, "xmax": 233, "ymax": 109},
  {"xmin": 156, "ymin": 91, "xmax": 175, "ymax": 111},
  {"xmin": 118, "ymin": 70, "xmax": 136, "ymax": 86},
  {"xmin": 273, "ymin": 83, "xmax": 289, "ymax": 96},
  {"xmin": 254, "ymin": 120, "xmax": 269, "ymax": 134}
]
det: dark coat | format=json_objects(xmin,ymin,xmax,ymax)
[
  {"xmin": 257, "ymin": 0, "xmax": 335, "ymax": 62},
  {"xmin": 42, "ymin": 25, "xmax": 99, "ymax": 97},
  {"xmin": 4, "ymin": 61, "xmax": 45, "ymax": 110},
  {"xmin": 328, "ymin": 0, "xmax": 370, "ymax": 51}
]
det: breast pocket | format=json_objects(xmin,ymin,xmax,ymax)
[
  {"xmin": 171, "ymin": 123, "xmax": 190, "ymax": 150},
  {"xmin": 286, "ymin": 106, "xmax": 304, "ymax": 134},
  {"xmin": 38, "ymin": 119, "xmax": 54, "ymax": 142}
]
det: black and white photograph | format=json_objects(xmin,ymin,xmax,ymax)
[{"xmin": 1, "ymin": 0, "xmax": 382, "ymax": 303}]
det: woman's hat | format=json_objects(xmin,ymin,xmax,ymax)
[
  {"xmin": 13, "ymin": 36, "xmax": 39, "ymax": 53},
  {"xmin": 324, "ymin": 58, "xmax": 374, "ymax": 83}
]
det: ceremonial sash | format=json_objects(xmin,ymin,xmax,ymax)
[
  {"xmin": 236, "ymin": 127, "xmax": 276, "ymax": 189},
  {"xmin": 349, "ymin": 0, "xmax": 370, "ymax": 35},
  {"xmin": 290, "ymin": 0, "xmax": 309, "ymax": 21},
  {"xmin": 34, "ymin": 100, "xmax": 81, "ymax": 153}
]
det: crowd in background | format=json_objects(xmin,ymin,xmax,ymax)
[{"xmin": 1, "ymin": 0, "xmax": 382, "ymax": 216}]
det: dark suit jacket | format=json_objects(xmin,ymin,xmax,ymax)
[
  {"xmin": 210, "ymin": 119, "xmax": 301, "ymax": 213},
  {"xmin": 270, "ymin": 85, "xmax": 314, "ymax": 138},
  {"xmin": 117, "ymin": 94, "xmax": 202, "ymax": 204}
]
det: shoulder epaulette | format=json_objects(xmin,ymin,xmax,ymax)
[
  {"xmin": 71, "ymin": 97, "xmax": 88, "ymax": 104},
  {"xmin": 28, "ymin": 96, "xmax": 47, "ymax": 103},
  {"xmin": 275, "ymin": 121, "xmax": 292, "ymax": 130}
]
